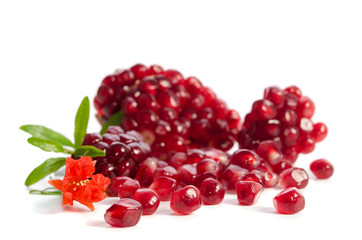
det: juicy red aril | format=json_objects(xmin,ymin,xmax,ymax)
[
  {"xmin": 221, "ymin": 164, "xmax": 248, "ymax": 191},
  {"xmin": 104, "ymin": 199, "xmax": 142, "ymax": 227},
  {"xmin": 192, "ymin": 172, "xmax": 218, "ymax": 189},
  {"xmin": 177, "ymin": 164, "xmax": 197, "ymax": 187},
  {"xmin": 229, "ymin": 149, "xmax": 261, "ymax": 170},
  {"xmin": 312, "ymin": 122, "xmax": 328, "ymax": 142},
  {"xmin": 278, "ymin": 167, "xmax": 309, "ymax": 189},
  {"xmin": 133, "ymin": 189, "xmax": 160, "ymax": 215},
  {"xmin": 154, "ymin": 166, "xmax": 178, "ymax": 180},
  {"xmin": 149, "ymin": 176, "xmax": 177, "ymax": 201},
  {"xmin": 256, "ymin": 140, "xmax": 283, "ymax": 165},
  {"xmin": 117, "ymin": 178, "xmax": 140, "ymax": 199},
  {"xmin": 264, "ymin": 86, "xmax": 285, "ymax": 108},
  {"xmin": 196, "ymin": 158, "xmax": 219, "ymax": 175},
  {"xmin": 107, "ymin": 176, "xmax": 139, "ymax": 197},
  {"xmin": 273, "ymin": 187, "xmax": 305, "ymax": 214},
  {"xmin": 252, "ymin": 99, "xmax": 277, "ymax": 120},
  {"xmin": 200, "ymin": 178, "xmax": 225, "ymax": 205},
  {"xmin": 240, "ymin": 170, "xmax": 266, "ymax": 187},
  {"xmin": 170, "ymin": 185, "xmax": 202, "ymax": 215},
  {"xmin": 235, "ymin": 181, "xmax": 263, "ymax": 205},
  {"xmin": 135, "ymin": 157, "xmax": 157, "ymax": 187},
  {"xmin": 297, "ymin": 96, "xmax": 315, "ymax": 118},
  {"xmin": 310, "ymin": 159, "xmax": 334, "ymax": 179},
  {"xmin": 272, "ymin": 160, "xmax": 293, "ymax": 175},
  {"xmin": 264, "ymin": 171, "xmax": 278, "ymax": 188}
]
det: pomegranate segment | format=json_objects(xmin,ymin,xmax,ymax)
[
  {"xmin": 273, "ymin": 187, "xmax": 305, "ymax": 214},
  {"xmin": 170, "ymin": 185, "xmax": 202, "ymax": 215},
  {"xmin": 104, "ymin": 199, "xmax": 143, "ymax": 227},
  {"xmin": 278, "ymin": 167, "xmax": 309, "ymax": 189},
  {"xmin": 310, "ymin": 159, "xmax": 334, "ymax": 179},
  {"xmin": 94, "ymin": 64, "xmax": 242, "ymax": 158},
  {"xmin": 235, "ymin": 181, "xmax": 263, "ymax": 205},
  {"xmin": 133, "ymin": 189, "xmax": 160, "ymax": 215}
]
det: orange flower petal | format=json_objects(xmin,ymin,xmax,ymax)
[{"xmin": 48, "ymin": 179, "xmax": 63, "ymax": 190}]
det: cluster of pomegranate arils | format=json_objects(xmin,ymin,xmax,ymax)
[{"xmin": 87, "ymin": 64, "xmax": 333, "ymax": 228}]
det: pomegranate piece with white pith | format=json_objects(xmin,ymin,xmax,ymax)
[
  {"xmin": 104, "ymin": 199, "xmax": 143, "ymax": 227},
  {"xmin": 238, "ymin": 85, "xmax": 327, "ymax": 162},
  {"xmin": 94, "ymin": 64, "xmax": 242, "ymax": 159},
  {"xmin": 273, "ymin": 187, "xmax": 305, "ymax": 214}
]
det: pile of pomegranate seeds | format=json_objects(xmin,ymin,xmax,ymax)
[
  {"xmin": 238, "ymin": 85, "xmax": 328, "ymax": 162},
  {"xmin": 40, "ymin": 66, "xmax": 332, "ymax": 227},
  {"xmin": 94, "ymin": 64, "xmax": 242, "ymax": 159}
]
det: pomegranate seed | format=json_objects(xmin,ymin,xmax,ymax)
[
  {"xmin": 284, "ymin": 86, "xmax": 302, "ymax": 99},
  {"xmin": 149, "ymin": 176, "xmax": 177, "ymax": 201},
  {"xmin": 104, "ymin": 199, "xmax": 142, "ymax": 227},
  {"xmin": 240, "ymin": 170, "xmax": 266, "ymax": 187},
  {"xmin": 200, "ymin": 178, "xmax": 225, "ymax": 205},
  {"xmin": 106, "ymin": 176, "xmax": 139, "ymax": 198},
  {"xmin": 264, "ymin": 171, "xmax": 278, "ymax": 188},
  {"xmin": 117, "ymin": 178, "xmax": 140, "ymax": 199},
  {"xmin": 273, "ymin": 187, "xmax": 305, "ymax": 214},
  {"xmin": 235, "ymin": 181, "xmax": 263, "ymax": 205},
  {"xmin": 229, "ymin": 149, "xmax": 261, "ymax": 170},
  {"xmin": 170, "ymin": 185, "xmax": 202, "ymax": 215},
  {"xmin": 220, "ymin": 164, "xmax": 248, "ymax": 191},
  {"xmin": 312, "ymin": 122, "xmax": 328, "ymax": 142},
  {"xmin": 177, "ymin": 164, "xmax": 197, "ymax": 186},
  {"xmin": 193, "ymin": 172, "xmax": 218, "ymax": 188},
  {"xmin": 135, "ymin": 157, "xmax": 157, "ymax": 187},
  {"xmin": 296, "ymin": 134, "xmax": 315, "ymax": 154},
  {"xmin": 168, "ymin": 152, "xmax": 187, "ymax": 170},
  {"xmin": 154, "ymin": 166, "xmax": 178, "ymax": 180},
  {"xmin": 297, "ymin": 96, "xmax": 315, "ymax": 118},
  {"xmin": 252, "ymin": 99, "xmax": 277, "ymax": 120},
  {"xmin": 272, "ymin": 160, "xmax": 293, "ymax": 175},
  {"xmin": 310, "ymin": 159, "xmax": 334, "ymax": 179},
  {"xmin": 256, "ymin": 140, "xmax": 283, "ymax": 165},
  {"xmin": 279, "ymin": 167, "xmax": 309, "ymax": 189},
  {"xmin": 196, "ymin": 158, "xmax": 219, "ymax": 175},
  {"xmin": 264, "ymin": 86, "xmax": 285, "ymax": 108},
  {"xmin": 133, "ymin": 189, "xmax": 160, "ymax": 215}
]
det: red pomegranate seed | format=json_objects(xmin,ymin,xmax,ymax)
[
  {"xmin": 135, "ymin": 157, "xmax": 158, "ymax": 187},
  {"xmin": 177, "ymin": 164, "xmax": 197, "ymax": 187},
  {"xmin": 264, "ymin": 86, "xmax": 285, "ymax": 108},
  {"xmin": 149, "ymin": 176, "xmax": 177, "ymax": 201},
  {"xmin": 168, "ymin": 152, "xmax": 187, "ymax": 170},
  {"xmin": 170, "ymin": 185, "xmax": 202, "ymax": 215},
  {"xmin": 272, "ymin": 160, "xmax": 293, "ymax": 175},
  {"xmin": 221, "ymin": 164, "xmax": 248, "ymax": 190},
  {"xmin": 240, "ymin": 170, "xmax": 266, "ymax": 187},
  {"xmin": 284, "ymin": 86, "xmax": 302, "ymax": 99},
  {"xmin": 104, "ymin": 199, "xmax": 142, "ymax": 227},
  {"xmin": 235, "ymin": 181, "xmax": 263, "ymax": 205},
  {"xmin": 133, "ymin": 189, "xmax": 160, "ymax": 215},
  {"xmin": 200, "ymin": 178, "xmax": 225, "ymax": 205},
  {"xmin": 273, "ymin": 187, "xmax": 305, "ymax": 214},
  {"xmin": 229, "ymin": 149, "xmax": 261, "ymax": 170},
  {"xmin": 196, "ymin": 158, "xmax": 219, "ymax": 175},
  {"xmin": 264, "ymin": 171, "xmax": 278, "ymax": 188},
  {"xmin": 252, "ymin": 99, "xmax": 277, "ymax": 120},
  {"xmin": 278, "ymin": 167, "xmax": 309, "ymax": 189},
  {"xmin": 256, "ymin": 140, "xmax": 283, "ymax": 165},
  {"xmin": 154, "ymin": 166, "xmax": 178, "ymax": 180},
  {"xmin": 312, "ymin": 122, "xmax": 328, "ymax": 142},
  {"xmin": 193, "ymin": 172, "xmax": 218, "ymax": 188},
  {"xmin": 297, "ymin": 96, "xmax": 315, "ymax": 118},
  {"xmin": 105, "ymin": 176, "xmax": 140, "ymax": 198},
  {"xmin": 296, "ymin": 134, "xmax": 315, "ymax": 154},
  {"xmin": 310, "ymin": 159, "xmax": 334, "ymax": 179}
]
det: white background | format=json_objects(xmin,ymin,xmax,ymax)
[{"xmin": 1, "ymin": 0, "xmax": 362, "ymax": 239}]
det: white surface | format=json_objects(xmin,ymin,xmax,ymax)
[{"xmin": 1, "ymin": 0, "xmax": 362, "ymax": 239}]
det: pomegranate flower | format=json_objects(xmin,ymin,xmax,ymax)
[{"xmin": 49, "ymin": 156, "xmax": 110, "ymax": 211}]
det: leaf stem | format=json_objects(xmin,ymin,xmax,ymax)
[{"xmin": 29, "ymin": 187, "xmax": 62, "ymax": 195}]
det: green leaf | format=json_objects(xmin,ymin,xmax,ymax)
[
  {"xmin": 74, "ymin": 97, "xmax": 90, "ymax": 149},
  {"xmin": 100, "ymin": 110, "xmax": 124, "ymax": 135},
  {"xmin": 29, "ymin": 187, "xmax": 62, "ymax": 195},
  {"xmin": 27, "ymin": 137, "xmax": 67, "ymax": 153},
  {"xmin": 25, "ymin": 157, "xmax": 66, "ymax": 186},
  {"xmin": 20, "ymin": 125, "xmax": 74, "ymax": 147},
  {"xmin": 73, "ymin": 145, "xmax": 106, "ymax": 158}
]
